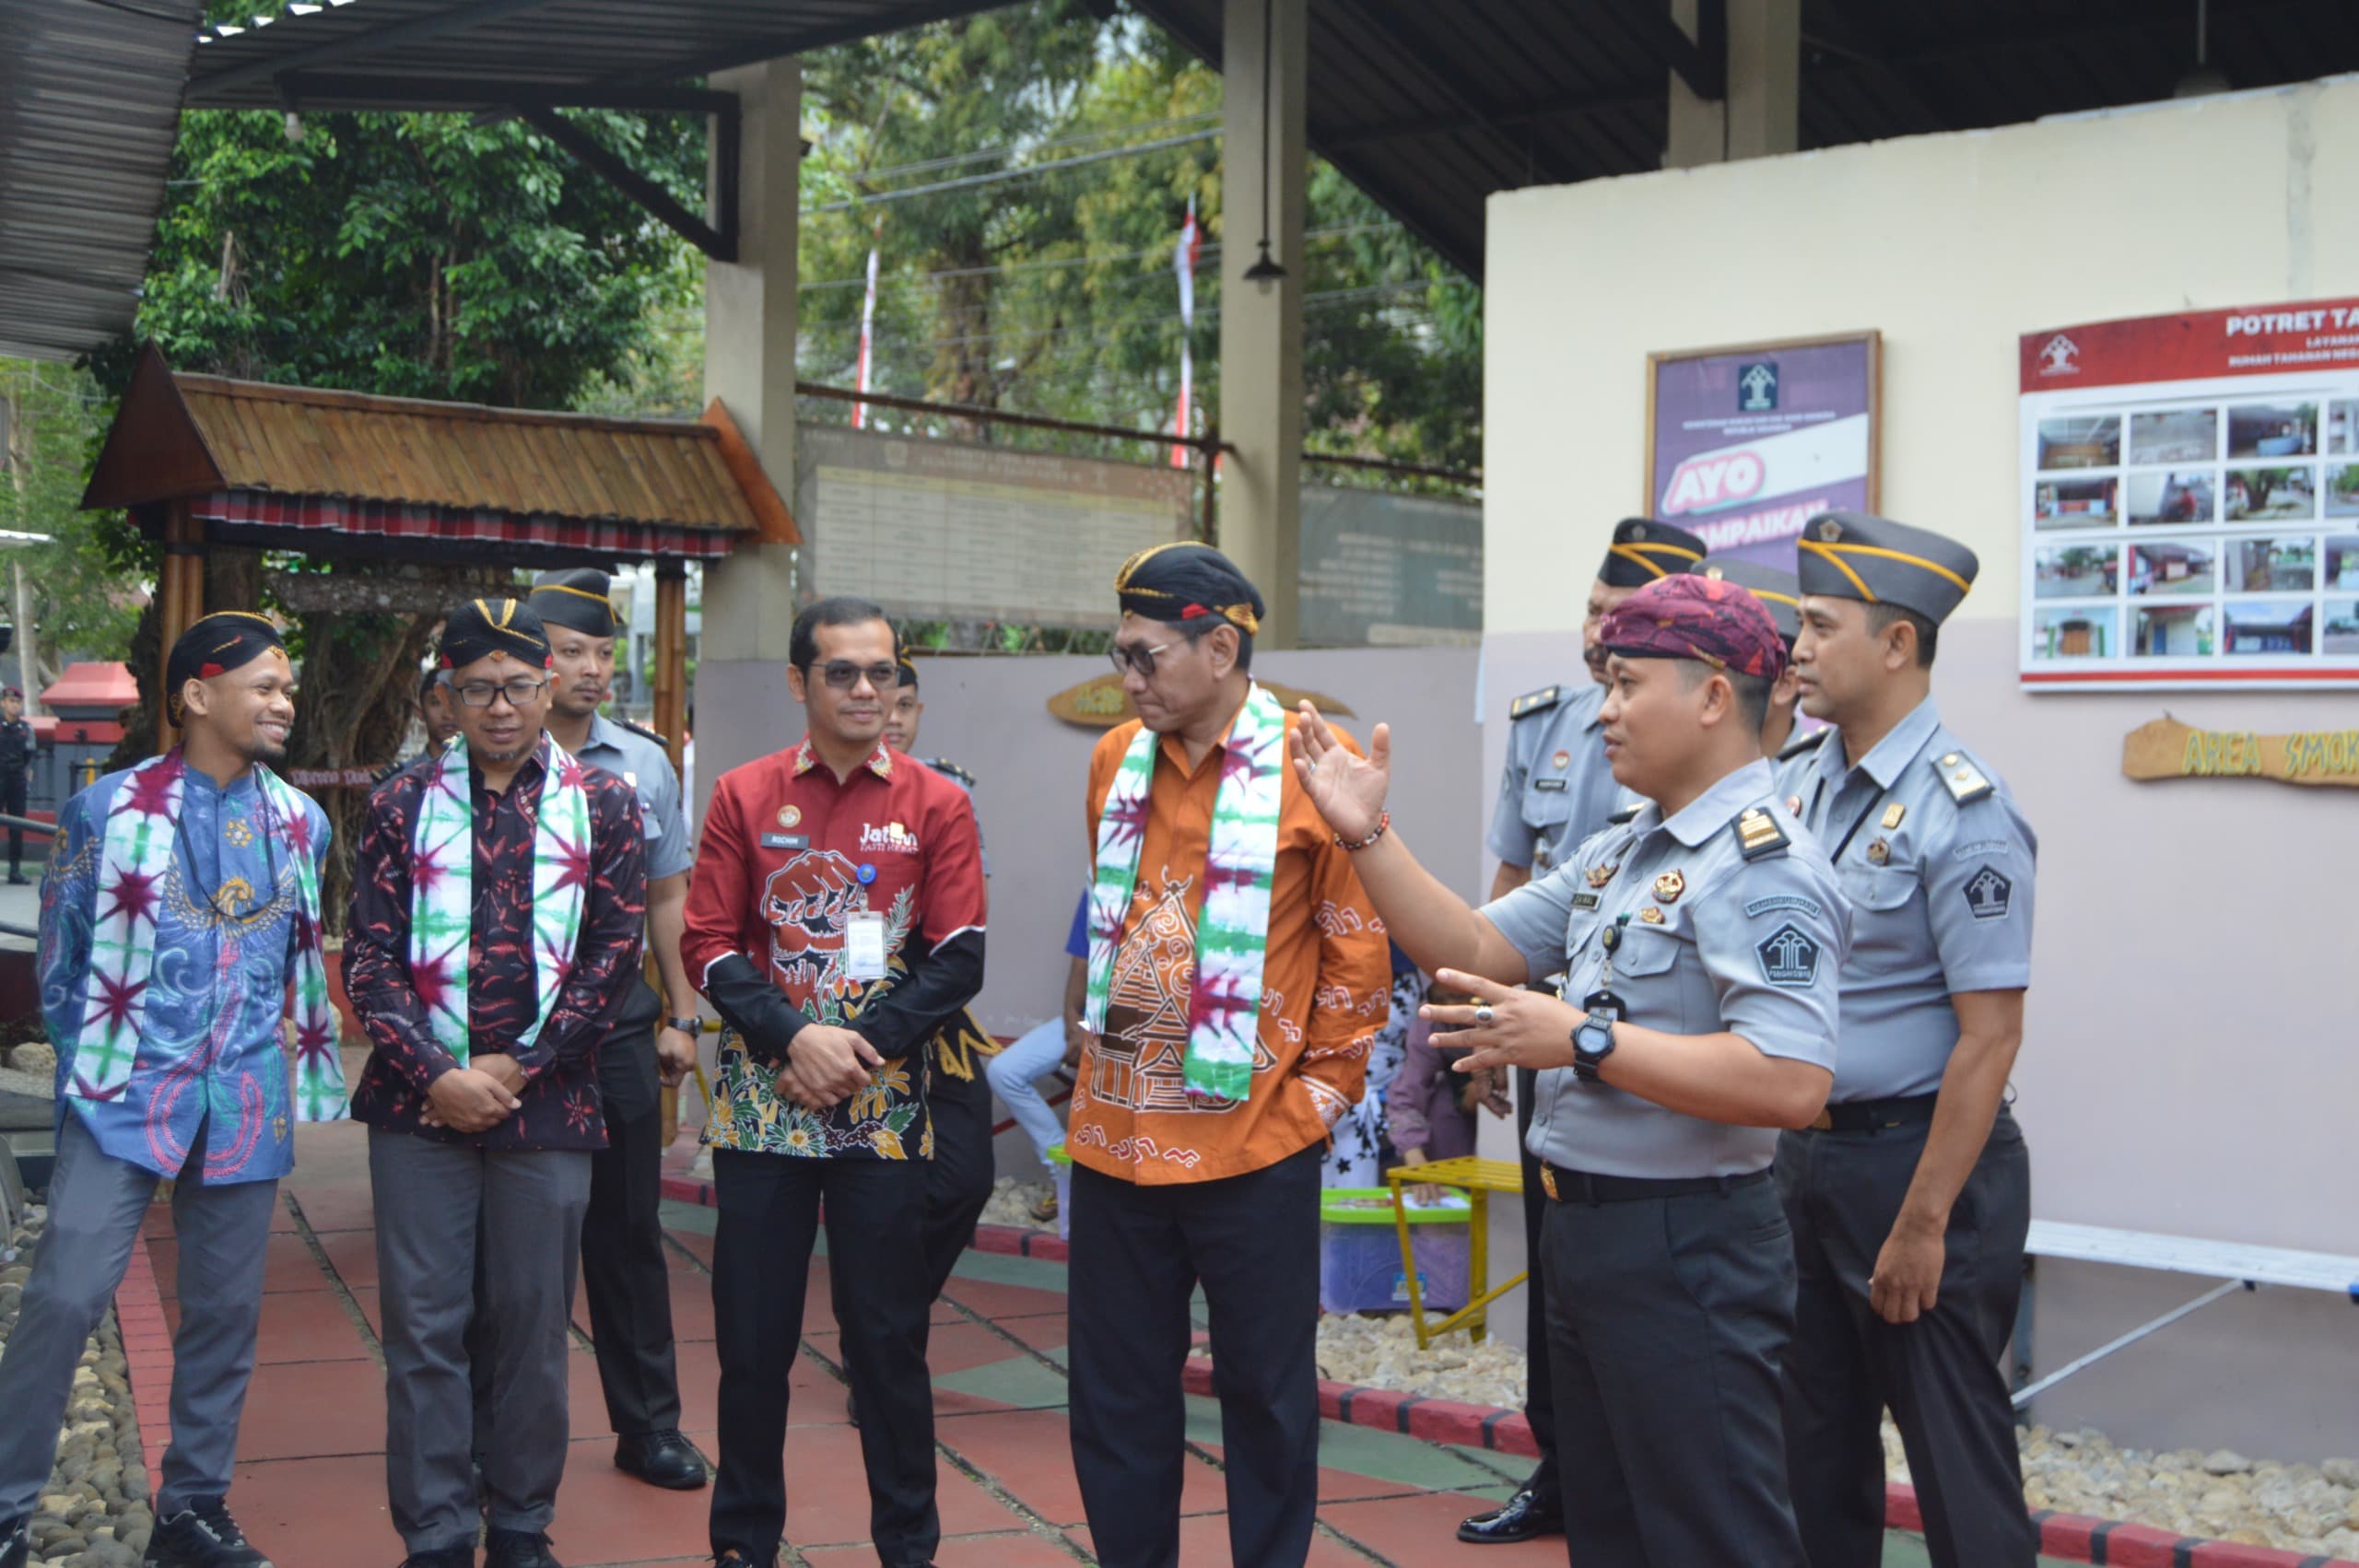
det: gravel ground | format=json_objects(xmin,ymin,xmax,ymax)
[
  {"xmin": 0, "ymin": 1203, "xmax": 155, "ymax": 1567},
  {"xmin": 978, "ymin": 1176, "xmax": 1057, "ymax": 1231},
  {"xmin": 1309, "ymin": 1312, "xmax": 2359, "ymax": 1557}
]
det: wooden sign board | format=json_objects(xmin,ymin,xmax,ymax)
[
  {"xmin": 2121, "ymin": 715, "xmax": 2359, "ymax": 787},
  {"xmin": 1048, "ymin": 674, "xmax": 1356, "ymax": 730}
]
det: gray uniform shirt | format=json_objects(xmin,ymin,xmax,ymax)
[
  {"xmin": 578, "ymin": 712, "xmax": 693, "ymax": 883},
  {"xmin": 1483, "ymin": 758, "xmax": 1849, "ymax": 1178},
  {"xmin": 1775, "ymin": 697, "xmax": 2036, "ymax": 1103},
  {"xmin": 1486, "ymin": 679, "xmax": 1621, "ymax": 874}
]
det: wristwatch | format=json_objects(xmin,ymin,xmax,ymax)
[
  {"xmin": 1571, "ymin": 1012, "xmax": 1617, "ymax": 1084},
  {"xmin": 665, "ymin": 1016, "xmax": 702, "ymax": 1035}
]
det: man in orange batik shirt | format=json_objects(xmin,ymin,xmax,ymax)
[{"xmin": 1064, "ymin": 542, "xmax": 1391, "ymax": 1568}]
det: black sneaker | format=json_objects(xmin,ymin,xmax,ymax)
[
  {"xmin": 483, "ymin": 1529, "xmax": 561, "ymax": 1568},
  {"xmin": 2, "ymin": 1515, "xmax": 28, "ymax": 1568},
  {"xmin": 144, "ymin": 1498, "xmax": 272, "ymax": 1566}
]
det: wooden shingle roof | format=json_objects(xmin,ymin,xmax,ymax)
[{"xmin": 84, "ymin": 345, "xmax": 797, "ymax": 553}]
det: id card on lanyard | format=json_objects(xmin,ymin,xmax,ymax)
[{"xmin": 845, "ymin": 911, "xmax": 889, "ymax": 981}]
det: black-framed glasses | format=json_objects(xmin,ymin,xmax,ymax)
[
  {"xmin": 452, "ymin": 677, "xmax": 548, "ymax": 709},
  {"xmin": 1108, "ymin": 640, "xmax": 1176, "ymax": 678},
  {"xmin": 818, "ymin": 661, "xmax": 899, "ymax": 692}
]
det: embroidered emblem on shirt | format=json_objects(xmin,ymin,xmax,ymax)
[
  {"xmin": 859, "ymin": 821, "xmax": 921, "ymax": 855},
  {"xmin": 1755, "ymin": 923, "xmax": 1822, "ymax": 987},
  {"xmin": 1745, "ymin": 895, "xmax": 1823, "ymax": 919},
  {"xmin": 1963, "ymin": 865, "xmax": 2013, "ymax": 920}
]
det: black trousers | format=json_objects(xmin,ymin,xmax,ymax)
[
  {"xmin": 1067, "ymin": 1142, "xmax": 1321, "ymax": 1568},
  {"xmin": 1512, "ymin": 1066, "xmax": 1561, "ymax": 1505},
  {"xmin": 1541, "ymin": 1173, "xmax": 1806, "ymax": 1568},
  {"xmin": 468, "ymin": 1026, "xmax": 684, "ymax": 1446},
  {"xmin": 920, "ymin": 1051, "xmax": 995, "ymax": 1301},
  {"xmin": 1777, "ymin": 1108, "xmax": 2036, "ymax": 1568},
  {"xmin": 3, "ymin": 772, "xmax": 25, "ymax": 872},
  {"xmin": 710, "ymin": 1150, "xmax": 937, "ymax": 1568},
  {"xmin": 580, "ymin": 1026, "xmax": 684, "ymax": 1435}
]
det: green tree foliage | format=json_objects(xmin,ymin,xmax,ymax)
[
  {"xmin": 0, "ymin": 361, "xmax": 145, "ymax": 678},
  {"xmin": 796, "ymin": 6, "xmax": 1480, "ymax": 474}
]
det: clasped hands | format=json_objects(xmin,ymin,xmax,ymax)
[{"xmin": 771, "ymin": 1024, "xmax": 883, "ymax": 1114}]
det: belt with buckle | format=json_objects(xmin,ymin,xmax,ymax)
[
  {"xmin": 1804, "ymin": 1092, "xmax": 1942, "ymax": 1133},
  {"xmin": 1539, "ymin": 1164, "xmax": 1770, "ymax": 1204}
]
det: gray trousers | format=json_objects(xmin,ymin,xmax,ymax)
[
  {"xmin": 370, "ymin": 1129, "xmax": 590, "ymax": 1552},
  {"xmin": 1539, "ymin": 1173, "xmax": 1806, "ymax": 1568},
  {"xmin": 0, "ymin": 1112, "xmax": 276, "ymax": 1521},
  {"xmin": 1777, "ymin": 1109, "xmax": 2037, "ymax": 1568}
]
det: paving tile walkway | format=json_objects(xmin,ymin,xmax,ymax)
[{"xmin": 125, "ymin": 1121, "xmax": 2041, "ymax": 1565}]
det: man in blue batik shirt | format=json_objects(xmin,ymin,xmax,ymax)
[{"xmin": 0, "ymin": 613, "xmax": 338, "ymax": 1568}]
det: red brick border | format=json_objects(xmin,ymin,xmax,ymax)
[
  {"xmin": 658, "ymin": 1176, "xmax": 2357, "ymax": 1568},
  {"xmin": 115, "ymin": 1222, "xmax": 176, "ymax": 1480}
]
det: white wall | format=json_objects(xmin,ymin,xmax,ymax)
[{"xmin": 1485, "ymin": 78, "xmax": 2359, "ymax": 1454}]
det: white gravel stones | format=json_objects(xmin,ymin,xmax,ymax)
[
  {"xmin": 0, "ymin": 1205, "xmax": 156, "ymax": 1566},
  {"xmin": 978, "ymin": 1176, "xmax": 1055, "ymax": 1231}
]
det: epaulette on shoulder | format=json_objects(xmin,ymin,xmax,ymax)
[
  {"xmin": 616, "ymin": 717, "xmax": 673, "ymax": 750},
  {"xmin": 1606, "ymin": 802, "xmax": 1642, "ymax": 826},
  {"xmin": 1508, "ymin": 685, "xmax": 1564, "ymax": 721},
  {"xmin": 1778, "ymin": 726, "xmax": 1830, "ymax": 764},
  {"xmin": 1733, "ymin": 805, "xmax": 1790, "ymax": 860},
  {"xmin": 1931, "ymin": 749, "xmax": 1994, "ymax": 805},
  {"xmin": 925, "ymin": 757, "xmax": 977, "ymax": 789}
]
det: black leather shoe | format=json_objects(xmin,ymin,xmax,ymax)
[
  {"xmin": 1456, "ymin": 1485, "xmax": 1564, "ymax": 1543},
  {"xmin": 146, "ymin": 1498, "xmax": 273, "ymax": 1566},
  {"xmin": 615, "ymin": 1429, "xmax": 709, "ymax": 1490},
  {"xmin": 397, "ymin": 1550, "xmax": 475, "ymax": 1568},
  {"xmin": 2, "ymin": 1515, "xmax": 29, "ymax": 1568},
  {"xmin": 484, "ymin": 1530, "xmax": 561, "ymax": 1568}
]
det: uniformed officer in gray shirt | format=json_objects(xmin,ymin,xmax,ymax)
[
  {"xmin": 1293, "ymin": 572, "xmax": 1847, "ymax": 1568},
  {"xmin": 518, "ymin": 568, "xmax": 710, "ymax": 1491},
  {"xmin": 1460, "ymin": 517, "xmax": 1707, "ymax": 1549},
  {"xmin": 1777, "ymin": 512, "xmax": 2038, "ymax": 1568}
]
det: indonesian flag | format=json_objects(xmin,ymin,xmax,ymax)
[
  {"xmin": 855, "ymin": 218, "xmax": 881, "ymax": 429},
  {"xmin": 1171, "ymin": 197, "xmax": 1201, "ymax": 467}
]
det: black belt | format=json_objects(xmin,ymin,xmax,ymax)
[
  {"xmin": 1804, "ymin": 1092, "xmax": 1941, "ymax": 1133},
  {"xmin": 1539, "ymin": 1164, "xmax": 1771, "ymax": 1204}
]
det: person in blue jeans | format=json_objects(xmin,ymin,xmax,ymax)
[{"xmin": 983, "ymin": 888, "xmax": 1090, "ymax": 1224}]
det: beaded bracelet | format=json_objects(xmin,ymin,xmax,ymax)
[{"xmin": 1334, "ymin": 810, "xmax": 1391, "ymax": 852}]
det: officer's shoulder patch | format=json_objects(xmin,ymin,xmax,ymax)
[
  {"xmin": 1508, "ymin": 685, "xmax": 1564, "ymax": 721},
  {"xmin": 1606, "ymin": 801, "xmax": 1642, "ymax": 826},
  {"xmin": 1777, "ymin": 726, "xmax": 1830, "ymax": 764},
  {"xmin": 1734, "ymin": 805, "xmax": 1790, "ymax": 860},
  {"xmin": 925, "ymin": 757, "xmax": 977, "ymax": 789},
  {"xmin": 616, "ymin": 717, "xmax": 673, "ymax": 750},
  {"xmin": 1931, "ymin": 749, "xmax": 1994, "ymax": 805}
]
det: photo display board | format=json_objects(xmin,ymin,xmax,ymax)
[
  {"xmin": 1646, "ymin": 332, "xmax": 1879, "ymax": 571},
  {"xmin": 2019, "ymin": 298, "xmax": 2359, "ymax": 688},
  {"xmin": 799, "ymin": 427, "xmax": 1194, "ymax": 628}
]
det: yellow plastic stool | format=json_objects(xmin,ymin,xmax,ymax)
[{"xmin": 1382, "ymin": 1156, "xmax": 1529, "ymax": 1348}]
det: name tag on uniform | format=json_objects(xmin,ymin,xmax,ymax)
[
  {"xmin": 1533, "ymin": 778, "xmax": 1567, "ymax": 792},
  {"xmin": 845, "ymin": 911, "xmax": 888, "ymax": 981},
  {"xmin": 1571, "ymin": 891, "xmax": 1601, "ymax": 909},
  {"xmin": 760, "ymin": 833, "xmax": 808, "ymax": 850}
]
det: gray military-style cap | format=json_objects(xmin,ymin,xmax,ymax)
[
  {"xmin": 1795, "ymin": 510, "xmax": 1979, "ymax": 624},
  {"xmin": 1599, "ymin": 517, "xmax": 1708, "ymax": 587},
  {"xmin": 1690, "ymin": 555, "xmax": 1801, "ymax": 645}
]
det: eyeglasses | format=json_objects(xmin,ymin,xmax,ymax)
[
  {"xmin": 817, "ymin": 661, "xmax": 899, "ymax": 692},
  {"xmin": 452, "ymin": 678, "xmax": 548, "ymax": 709},
  {"xmin": 1108, "ymin": 640, "xmax": 1176, "ymax": 678}
]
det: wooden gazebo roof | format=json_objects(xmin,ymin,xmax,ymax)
[{"xmin": 84, "ymin": 345, "xmax": 797, "ymax": 565}]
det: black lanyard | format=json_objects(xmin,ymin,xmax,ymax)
[{"xmin": 1809, "ymin": 773, "xmax": 1888, "ymax": 866}]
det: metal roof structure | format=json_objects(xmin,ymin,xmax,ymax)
[
  {"xmin": 176, "ymin": 0, "xmax": 2359, "ymax": 284},
  {"xmin": 0, "ymin": 0, "xmax": 205, "ymax": 360}
]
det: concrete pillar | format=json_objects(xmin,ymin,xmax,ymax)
[
  {"xmin": 1218, "ymin": 0, "xmax": 1307, "ymax": 648},
  {"xmin": 1666, "ymin": 0, "xmax": 1800, "ymax": 169},
  {"xmin": 697, "ymin": 58, "xmax": 804, "ymax": 806}
]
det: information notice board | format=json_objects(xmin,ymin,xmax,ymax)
[
  {"xmin": 1298, "ymin": 485, "xmax": 1482, "ymax": 647},
  {"xmin": 798, "ymin": 427, "xmax": 1193, "ymax": 628},
  {"xmin": 2019, "ymin": 298, "xmax": 2359, "ymax": 688}
]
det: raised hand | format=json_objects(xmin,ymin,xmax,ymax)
[
  {"xmin": 1287, "ymin": 702, "xmax": 1391, "ymax": 843},
  {"xmin": 1426, "ymin": 968, "xmax": 1582, "ymax": 1074}
]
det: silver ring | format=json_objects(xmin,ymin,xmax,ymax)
[{"xmin": 1474, "ymin": 1005, "xmax": 1496, "ymax": 1026}]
